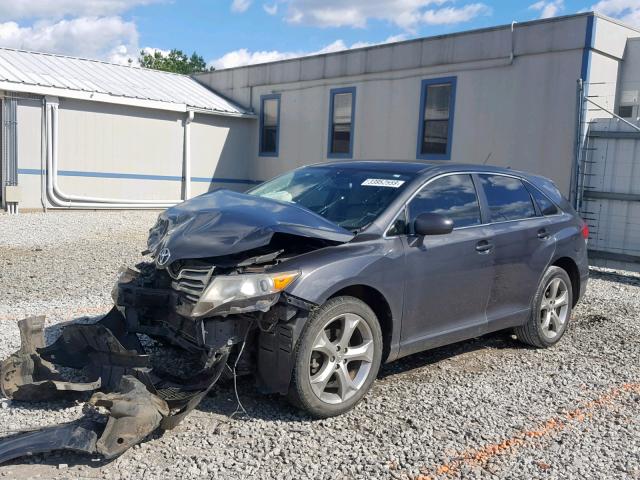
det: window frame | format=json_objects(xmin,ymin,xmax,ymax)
[
  {"xmin": 476, "ymin": 173, "xmax": 539, "ymax": 224},
  {"xmin": 618, "ymin": 105, "xmax": 634, "ymax": 118},
  {"xmin": 406, "ymin": 173, "xmax": 483, "ymax": 231},
  {"xmin": 523, "ymin": 181, "xmax": 562, "ymax": 217},
  {"xmin": 416, "ymin": 76, "xmax": 457, "ymax": 161},
  {"xmin": 259, "ymin": 93, "xmax": 281, "ymax": 157},
  {"xmin": 327, "ymin": 86, "xmax": 356, "ymax": 159},
  {"xmin": 384, "ymin": 172, "xmax": 557, "ymax": 238}
]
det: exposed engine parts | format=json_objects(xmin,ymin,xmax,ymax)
[
  {"xmin": 0, "ymin": 268, "xmax": 312, "ymax": 464},
  {"xmin": 0, "ymin": 188, "xmax": 348, "ymax": 464}
]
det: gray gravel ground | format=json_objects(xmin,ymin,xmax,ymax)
[{"xmin": 0, "ymin": 211, "xmax": 638, "ymax": 479}]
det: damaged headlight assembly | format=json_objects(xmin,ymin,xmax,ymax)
[{"xmin": 191, "ymin": 270, "xmax": 300, "ymax": 317}]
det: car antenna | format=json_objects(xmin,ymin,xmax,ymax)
[{"xmin": 482, "ymin": 152, "xmax": 493, "ymax": 165}]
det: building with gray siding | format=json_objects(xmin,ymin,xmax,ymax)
[{"xmin": 2, "ymin": 12, "xmax": 640, "ymax": 268}]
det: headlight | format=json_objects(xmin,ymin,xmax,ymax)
[{"xmin": 191, "ymin": 271, "xmax": 300, "ymax": 317}]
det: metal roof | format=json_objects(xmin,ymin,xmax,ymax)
[{"xmin": 0, "ymin": 47, "xmax": 251, "ymax": 116}]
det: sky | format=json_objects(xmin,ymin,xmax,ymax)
[{"xmin": 0, "ymin": 0, "xmax": 638, "ymax": 70}]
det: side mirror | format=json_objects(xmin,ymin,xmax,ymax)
[{"xmin": 414, "ymin": 212, "xmax": 454, "ymax": 236}]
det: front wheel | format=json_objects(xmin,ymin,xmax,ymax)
[
  {"xmin": 515, "ymin": 266, "xmax": 573, "ymax": 348},
  {"xmin": 287, "ymin": 296, "xmax": 383, "ymax": 418}
]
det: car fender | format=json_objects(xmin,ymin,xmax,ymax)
[{"xmin": 281, "ymin": 239, "xmax": 405, "ymax": 359}]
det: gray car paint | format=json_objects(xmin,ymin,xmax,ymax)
[
  {"xmin": 279, "ymin": 162, "xmax": 589, "ymax": 363},
  {"xmin": 147, "ymin": 189, "xmax": 355, "ymax": 265}
]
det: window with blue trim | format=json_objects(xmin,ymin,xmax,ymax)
[
  {"xmin": 417, "ymin": 77, "xmax": 456, "ymax": 160},
  {"xmin": 260, "ymin": 94, "xmax": 280, "ymax": 156},
  {"xmin": 328, "ymin": 87, "xmax": 355, "ymax": 158}
]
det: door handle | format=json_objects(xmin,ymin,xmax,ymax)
[
  {"xmin": 537, "ymin": 229, "xmax": 550, "ymax": 240},
  {"xmin": 475, "ymin": 240, "xmax": 494, "ymax": 253}
]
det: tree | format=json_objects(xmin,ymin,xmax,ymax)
[{"xmin": 138, "ymin": 49, "xmax": 214, "ymax": 75}]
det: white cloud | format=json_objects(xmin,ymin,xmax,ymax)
[
  {"xmin": 0, "ymin": 1, "xmax": 162, "ymax": 21},
  {"xmin": 263, "ymin": 3, "xmax": 278, "ymax": 15},
  {"xmin": 211, "ymin": 48, "xmax": 298, "ymax": 69},
  {"xmin": 0, "ymin": 17, "xmax": 139, "ymax": 64},
  {"xmin": 421, "ymin": 4, "xmax": 491, "ymax": 25},
  {"xmin": 591, "ymin": 0, "xmax": 640, "ymax": 27},
  {"xmin": 278, "ymin": 0, "xmax": 490, "ymax": 31},
  {"xmin": 529, "ymin": 0, "xmax": 564, "ymax": 19},
  {"xmin": 140, "ymin": 46, "xmax": 171, "ymax": 57},
  {"xmin": 231, "ymin": 0, "xmax": 252, "ymax": 13},
  {"xmin": 0, "ymin": 1, "xmax": 168, "ymax": 65},
  {"xmin": 210, "ymin": 35, "xmax": 411, "ymax": 69}
]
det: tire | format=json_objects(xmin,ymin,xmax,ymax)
[
  {"xmin": 287, "ymin": 296, "xmax": 383, "ymax": 418},
  {"xmin": 515, "ymin": 266, "xmax": 573, "ymax": 348}
]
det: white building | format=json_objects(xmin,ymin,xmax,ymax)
[
  {"xmin": 0, "ymin": 48, "xmax": 257, "ymax": 211},
  {"xmin": 2, "ymin": 12, "xmax": 640, "ymax": 268}
]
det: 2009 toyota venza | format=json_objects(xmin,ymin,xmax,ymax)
[
  {"xmin": 137, "ymin": 161, "xmax": 589, "ymax": 417},
  {"xmin": 0, "ymin": 161, "xmax": 590, "ymax": 462}
]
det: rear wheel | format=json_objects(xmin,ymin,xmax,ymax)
[
  {"xmin": 287, "ymin": 296, "xmax": 382, "ymax": 418},
  {"xmin": 515, "ymin": 266, "xmax": 573, "ymax": 348}
]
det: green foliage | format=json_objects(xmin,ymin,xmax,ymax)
[{"xmin": 138, "ymin": 49, "xmax": 214, "ymax": 74}]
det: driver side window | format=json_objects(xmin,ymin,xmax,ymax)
[{"xmin": 408, "ymin": 174, "xmax": 481, "ymax": 229}]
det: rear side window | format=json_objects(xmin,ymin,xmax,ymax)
[
  {"xmin": 408, "ymin": 174, "xmax": 481, "ymax": 228},
  {"xmin": 479, "ymin": 174, "xmax": 536, "ymax": 222},
  {"xmin": 527, "ymin": 185, "xmax": 559, "ymax": 216}
]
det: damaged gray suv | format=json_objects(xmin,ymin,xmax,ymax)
[
  {"xmin": 0, "ymin": 161, "xmax": 589, "ymax": 462},
  {"xmin": 123, "ymin": 161, "xmax": 589, "ymax": 415}
]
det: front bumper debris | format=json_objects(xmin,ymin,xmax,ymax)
[
  {"xmin": 0, "ymin": 308, "xmax": 232, "ymax": 464},
  {"xmin": 0, "ymin": 261, "xmax": 315, "ymax": 465}
]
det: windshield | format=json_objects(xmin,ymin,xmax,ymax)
[{"xmin": 248, "ymin": 166, "xmax": 415, "ymax": 231}]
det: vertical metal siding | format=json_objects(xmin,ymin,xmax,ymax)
[
  {"xmin": 579, "ymin": 118, "xmax": 640, "ymax": 271},
  {"xmin": 1, "ymin": 95, "xmax": 18, "ymax": 208}
]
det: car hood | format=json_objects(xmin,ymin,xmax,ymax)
[{"xmin": 147, "ymin": 189, "xmax": 355, "ymax": 265}]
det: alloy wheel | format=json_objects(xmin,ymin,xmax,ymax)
[
  {"xmin": 308, "ymin": 313, "xmax": 375, "ymax": 404},
  {"xmin": 539, "ymin": 277, "xmax": 570, "ymax": 340}
]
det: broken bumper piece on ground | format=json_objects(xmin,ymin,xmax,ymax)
[{"xmin": 0, "ymin": 310, "xmax": 231, "ymax": 464}]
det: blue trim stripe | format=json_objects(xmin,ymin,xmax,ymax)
[
  {"xmin": 17, "ymin": 168, "xmax": 262, "ymax": 185},
  {"xmin": 580, "ymin": 14, "xmax": 595, "ymax": 83},
  {"xmin": 327, "ymin": 86, "xmax": 356, "ymax": 159}
]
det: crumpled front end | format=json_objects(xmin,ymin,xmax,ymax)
[
  {"xmin": 0, "ymin": 190, "xmax": 350, "ymax": 464},
  {"xmin": 0, "ymin": 188, "xmax": 359, "ymax": 464}
]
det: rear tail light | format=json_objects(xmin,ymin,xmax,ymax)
[{"xmin": 581, "ymin": 222, "xmax": 589, "ymax": 241}]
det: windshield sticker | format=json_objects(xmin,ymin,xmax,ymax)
[
  {"xmin": 361, "ymin": 178, "xmax": 405, "ymax": 188},
  {"xmin": 262, "ymin": 191, "xmax": 294, "ymax": 203}
]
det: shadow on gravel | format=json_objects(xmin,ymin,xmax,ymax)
[
  {"xmin": 0, "ymin": 451, "xmax": 111, "ymax": 471},
  {"xmin": 0, "ymin": 316, "xmax": 531, "ymax": 466},
  {"xmin": 589, "ymin": 268, "xmax": 640, "ymax": 287},
  {"xmin": 192, "ymin": 330, "xmax": 528, "ymax": 424},
  {"xmin": 379, "ymin": 330, "xmax": 525, "ymax": 380}
]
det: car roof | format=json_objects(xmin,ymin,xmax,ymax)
[{"xmin": 310, "ymin": 160, "xmax": 526, "ymax": 178}]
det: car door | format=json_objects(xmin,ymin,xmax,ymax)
[
  {"xmin": 397, "ymin": 173, "xmax": 494, "ymax": 357},
  {"xmin": 476, "ymin": 173, "xmax": 556, "ymax": 331}
]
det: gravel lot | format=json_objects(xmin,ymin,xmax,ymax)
[{"xmin": 0, "ymin": 211, "xmax": 638, "ymax": 479}]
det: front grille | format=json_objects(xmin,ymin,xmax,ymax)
[{"xmin": 167, "ymin": 264, "xmax": 215, "ymax": 303}]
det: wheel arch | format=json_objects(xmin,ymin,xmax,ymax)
[
  {"xmin": 328, "ymin": 284, "xmax": 393, "ymax": 362},
  {"xmin": 551, "ymin": 256, "xmax": 580, "ymax": 306}
]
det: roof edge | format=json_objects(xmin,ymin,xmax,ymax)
[
  {"xmin": 0, "ymin": 81, "xmax": 256, "ymax": 117},
  {"xmin": 0, "ymin": 46, "xmax": 208, "ymax": 82},
  {"xmin": 200, "ymin": 12, "xmax": 596, "ymax": 75},
  {"xmin": 592, "ymin": 12, "xmax": 640, "ymax": 34}
]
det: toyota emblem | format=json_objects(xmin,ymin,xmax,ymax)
[{"xmin": 157, "ymin": 248, "xmax": 171, "ymax": 266}]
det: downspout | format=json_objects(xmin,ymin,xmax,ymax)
[
  {"xmin": 509, "ymin": 21, "xmax": 517, "ymax": 65},
  {"xmin": 183, "ymin": 110, "xmax": 194, "ymax": 200},
  {"xmin": 44, "ymin": 97, "xmax": 180, "ymax": 209},
  {"xmin": 40, "ymin": 98, "xmax": 47, "ymax": 211}
]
